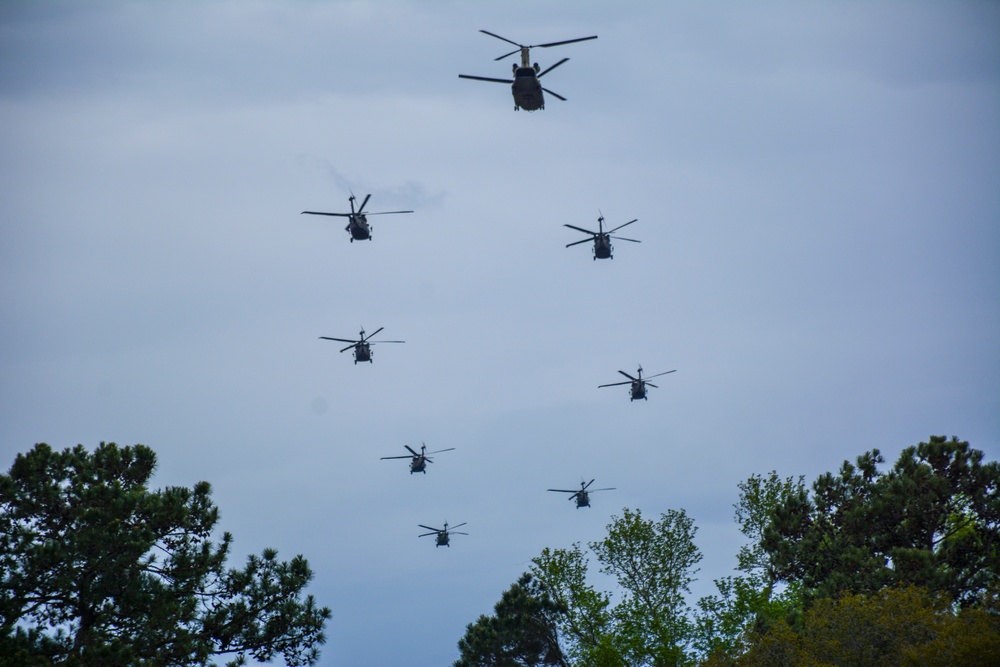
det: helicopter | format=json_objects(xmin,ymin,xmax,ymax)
[
  {"xmin": 418, "ymin": 521, "xmax": 468, "ymax": 547},
  {"xmin": 301, "ymin": 193, "xmax": 412, "ymax": 242},
  {"xmin": 318, "ymin": 327, "xmax": 404, "ymax": 364},
  {"xmin": 565, "ymin": 213, "xmax": 640, "ymax": 260},
  {"xmin": 380, "ymin": 443, "xmax": 455, "ymax": 474},
  {"xmin": 547, "ymin": 479, "xmax": 615, "ymax": 509},
  {"xmin": 599, "ymin": 366, "xmax": 676, "ymax": 401},
  {"xmin": 458, "ymin": 30, "xmax": 597, "ymax": 111}
]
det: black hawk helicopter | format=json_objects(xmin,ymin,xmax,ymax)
[
  {"xmin": 547, "ymin": 479, "xmax": 615, "ymax": 508},
  {"xmin": 418, "ymin": 522, "xmax": 468, "ymax": 547},
  {"xmin": 459, "ymin": 30, "xmax": 597, "ymax": 111},
  {"xmin": 380, "ymin": 443, "xmax": 455, "ymax": 474},
  {"xmin": 599, "ymin": 366, "xmax": 676, "ymax": 401},
  {"xmin": 565, "ymin": 213, "xmax": 640, "ymax": 260},
  {"xmin": 319, "ymin": 327, "xmax": 404, "ymax": 364},
  {"xmin": 301, "ymin": 193, "xmax": 412, "ymax": 242}
]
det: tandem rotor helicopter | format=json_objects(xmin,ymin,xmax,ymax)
[
  {"xmin": 319, "ymin": 327, "xmax": 404, "ymax": 364},
  {"xmin": 301, "ymin": 193, "xmax": 412, "ymax": 242},
  {"xmin": 600, "ymin": 366, "xmax": 676, "ymax": 401},
  {"xmin": 565, "ymin": 213, "xmax": 640, "ymax": 260},
  {"xmin": 547, "ymin": 479, "xmax": 616, "ymax": 509},
  {"xmin": 459, "ymin": 30, "xmax": 597, "ymax": 111},
  {"xmin": 419, "ymin": 522, "xmax": 468, "ymax": 547},
  {"xmin": 380, "ymin": 443, "xmax": 455, "ymax": 475}
]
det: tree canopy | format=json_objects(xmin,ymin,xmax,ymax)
[
  {"xmin": 762, "ymin": 436, "xmax": 1000, "ymax": 606},
  {"xmin": 0, "ymin": 442, "xmax": 331, "ymax": 667}
]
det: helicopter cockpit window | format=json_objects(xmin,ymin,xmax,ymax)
[{"xmin": 514, "ymin": 67, "xmax": 536, "ymax": 78}]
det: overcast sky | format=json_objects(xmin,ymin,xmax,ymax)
[{"xmin": 1, "ymin": 1, "xmax": 998, "ymax": 665}]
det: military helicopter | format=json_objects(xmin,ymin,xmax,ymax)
[
  {"xmin": 301, "ymin": 193, "xmax": 412, "ymax": 242},
  {"xmin": 565, "ymin": 213, "xmax": 640, "ymax": 260},
  {"xmin": 380, "ymin": 443, "xmax": 455, "ymax": 474},
  {"xmin": 547, "ymin": 479, "xmax": 615, "ymax": 508},
  {"xmin": 458, "ymin": 30, "xmax": 597, "ymax": 111},
  {"xmin": 318, "ymin": 327, "xmax": 403, "ymax": 364},
  {"xmin": 418, "ymin": 522, "xmax": 468, "ymax": 547},
  {"xmin": 599, "ymin": 366, "xmax": 676, "ymax": 401}
]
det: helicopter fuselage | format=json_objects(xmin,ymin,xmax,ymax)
[
  {"xmin": 347, "ymin": 214, "xmax": 371, "ymax": 241},
  {"xmin": 593, "ymin": 234, "xmax": 613, "ymax": 259},
  {"xmin": 512, "ymin": 65, "xmax": 545, "ymax": 111},
  {"xmin": 575, "ymin": 492, "xmax": 590, "ymax": 508},
  {"xmin": 409, "ymin": 457, "xmax": 427, "ymax": 474},
  {"xmin": 630, "ymin": 381, "xmax": 648, "ymax": 401},
  {"xmin": 353, "ymin": 342, "xmax": 372, "ymax": 363},
  {"xmin": 436, "ymin": 533, "xmax": 449, "ymax": 547}
]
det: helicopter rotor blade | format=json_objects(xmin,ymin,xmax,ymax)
[
  {"xmin": 459, "ymin": 74, "xmax": 514, "ymax": 84},
  {"xmin": 319, "ymin": 336, "xmax": 358, "ymax": 343},
  {"xmin": 451, "ymin": 531, "xmax": 469, "ymax": 536},
  {"xmin": 364, "ymin": 210, "xmax": 414, "ymax": 216},
  {"xmin": 418, "ymin": 532, "xmax": 438, "ymax": 538},
  {"xmin": 380, "ymin": 455, "xmax": 411, "ymax": 460},
  {"xmin": 339, "ymin": 344, "xmax": 355, "ymax": 353},
  {"xmin": 427, "ymin": 448, "xmax": 456, "ymax": 455},
  {"xmin": 607, "ymin": 219, "xmax": 638, "ymax": 234},
  {"xmin": 565, "ymin": 237, "xmax": 595, "ymax": 248},
  {"xmin": 449, "ymin": 522, "xmax": 467, "ymax": 530},
  {"xmin": 404, "ymin": 445, "xmax": 420, "ymax": 457},
  {"xmin": 618, "ymin": 370, "xmax": 639, "ymax": 381},
  {"xmin": 598, "ymin": 380, "xmax": 631, "ymax": 388},
  {"xmin": 547, "ymin": 489, "xmax": 577, "ymax": 493},
  {"xmin": 494, "ymin": 48, "xmax": 521, "ymax": 61},
  {"xmin": 360, "ymin": 327, "xmax": 383, "ymax": 341},
  {"xmin": 537, "ymin": 35, "xmax": 598, "ymax": 49},
  {"xmin": 584, "ymin": 479, "xmax": 595, "ymax": 490},
  {"xmin": 356, "ymin": 194, "xmax": 371, "ymax": 214},
  {"xmin": 418, "ymin": 525, "xmax": 442, "ymax": 533},
  {"xmin": 541, "ymin": 87, "xmax": 567, "ymax": 101},
  {"xmin": 301, "ymin": 211, "xmax": 351, "ymax": 217},
  {"xmin": 646, "ymin": 382, "xmax": 659, "ymax": 389},
  {"xmin": 479, "ymin": 29, "xmax": 523, "ymax": 48},
  {"xmin": 646, "ymin": 370, "xmax": 677, "ymax": 380},
  {"xmin": 610, "ymin": 236, "xmax": 642, "ymax": 243},
  {"xmin": 537, "ymin": 57, "xmax": 569, "ymax": 78},
  {"xmin": 369, "ymin": 340, "xmax": 405, "ymax": 345},
  {"xmin": 591, "ymin": 488, "xmax": 617, "ymax": 492},
  {"xmin": 563, "ymin": 224, "xmax": 598, "ymax": 236}
]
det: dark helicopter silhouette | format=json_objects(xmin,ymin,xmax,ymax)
[
  {"xmin": 301, "ymin": 193, "xmax": 412, "ymax": 242},
  {"xmin": 418, "ymin": 522, "xmax": 468, "ymax": 547},
  {"xmin": 564, "ymin": 213, "xmax": 640, "ymax": 260},
  {"xmin": 319, "ymin": 327, "xmax": 403, "ymax": 364},
  {"xmin": 380, "ymin": 443, "xmax": 455, "ymax": 474},
  {"xmin": 459, "ymin": 30, "xmax": 597, "ymax": 111},
  {"xmin": 547, "ymin": 479, "xmax": 615, "ymax": 508},
  {"xmin": 599, "ymin": 366, "xmax": 675, "ymax": 401}
]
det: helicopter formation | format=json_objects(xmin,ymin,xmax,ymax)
[{"xmin": 299, "ymin": 30, "xmax": 674, "ymax": 548}]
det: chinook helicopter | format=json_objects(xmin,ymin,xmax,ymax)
[
  {"xmin": 599, "ymin": 366, "xmax": 676, "ymax": 401},
  {"xmin": 547, "ymin": 479, "xmax": 615, "ymax": 508},
  {"xmin": 318, "ymin": 327, "xmax": 404, "ymax": 364},
  {"xmin": 418, "ymin": 522, "xmax": 468, "ymax": 547},
  {"xmin": 301, "ymin": 193, "xmax": 412, "ymax": 242},
  {"xmin": 565, "ymin": 213, "xmax": 640, "ymax": 260},
  {"xmin": 380, "ymin": 443, "xmax": 455, "ymax": 474},
  {"xmin": 458, "ymin": 30, "xmax": 597, "ymax": 111}
]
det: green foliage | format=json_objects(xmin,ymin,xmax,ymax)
[
  {"xmin": 730, "ymin": 586, "xmax": 1000, "ymax": 667},
  {"xmin": 0, "ymin": 442, "xmax": 331, "ymax": 666},
  {"xmin": 524, "ymin": 508, "xmax": 703, "ymax": 667},
  {"xmin": 762, "ymin": 436, "xmax": 1000, "ymax": 606},
  {"xmin": 694, "ymin": 472, "xmax": 805, "ymax": 661},
  {"xmin": 454, "ymin": 573, "xmax": 568, "ymax": 667}
]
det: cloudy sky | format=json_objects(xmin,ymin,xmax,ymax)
[{"xmin": 1, "ymin": 1, "xmax": 998, "ymax": 665}]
